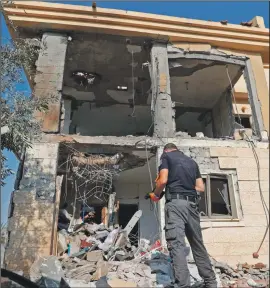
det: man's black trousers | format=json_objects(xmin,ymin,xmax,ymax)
[{"xmin": 165, "ymin": 198, "xmax": 217, "ymax": 288}]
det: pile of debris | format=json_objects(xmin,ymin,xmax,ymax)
[
  {"xmin": 28, "ymin": 208, "xmax": 268, "ymax": 288},
  {"xmin": 30, "ymin": 209, "xmax": 177, "ymax": 287},
  {"xmin": 212, "ymin": 260, "xmax": 269, "ymax": 288}
]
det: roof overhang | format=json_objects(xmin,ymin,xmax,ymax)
[{"xmin": 3, "ymin": 1, "xmax": 269, "ymax": 63}]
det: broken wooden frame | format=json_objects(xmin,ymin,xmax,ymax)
[{"xmin": 166, "ymin": 48, "xmax": 266, "ymax": 141}]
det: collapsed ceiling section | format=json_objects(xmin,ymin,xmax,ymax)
[
  {"xmin": 166, "ymin": 49, "xmax": 245, "ymax": 138},
  {"xmin": 58, "ymin": 144, "xmax": 156, "ymax": 204},
  {"xmin": 62, "ymin": 33, "xmax": 154, "ymax": 136},
  {"xmin": 169, "ymin": 58, "xmax": 243, "ymax": 109},
  {"xmin": 63, "ymin": 33, "xmax": 152, "ymax": 107}
]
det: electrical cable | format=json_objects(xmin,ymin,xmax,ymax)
[
  {"xmin": 226, "ymin": 66, "xmax": 269, "ymax": 257},
  {"xmin": 145, "ymin": 131, "xmax": 162, "ymax": 235},
  {"xmin": 131, "ymin": 50, "xmax": 136, "ymax": 118}
]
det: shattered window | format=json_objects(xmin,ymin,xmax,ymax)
[
  {"xmin": 210, "ymin": 177, "xmax": 231, "ymax": 216},
  {"xmin": 199, "ymin": 174, "xmax": 236, "ymax": 219}
]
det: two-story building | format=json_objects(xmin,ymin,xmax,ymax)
[{"xmin": 3, "ymin": 1, "xmax": 269, "ymax": 276}]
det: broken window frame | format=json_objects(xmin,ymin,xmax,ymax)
[{"xmin": 200, "ymin": 173, "xmax": 238, "ymax": 220}]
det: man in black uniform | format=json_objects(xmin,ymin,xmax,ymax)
[{"xmin": 149, "ymin": 143, "xmax": 217, "ymax": 288}]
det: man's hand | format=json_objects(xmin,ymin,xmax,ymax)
[{"xmin": 149, "ymin": 192, "xmax": 160, "ymax": 202}]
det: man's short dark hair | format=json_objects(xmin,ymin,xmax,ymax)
[{"xmin": 164, "ymin": 143, "xmax": 178, "ymax": 151}]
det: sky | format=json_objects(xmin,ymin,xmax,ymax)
[{"xmin": 1, "ymin": 1, "xmax": 269, "ymax": 223}]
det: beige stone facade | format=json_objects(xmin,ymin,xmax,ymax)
[
  {"xmin": 204, "ymin": 147, "xmax": 269, "ymax": 266},
  {"xmin": 3, "ymin": 1, "xmax": 269, "ymax": 275}
]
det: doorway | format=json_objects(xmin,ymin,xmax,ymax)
[{"xmin": 119, "ymin": 204, "xmax": 139, "ymax": 246}]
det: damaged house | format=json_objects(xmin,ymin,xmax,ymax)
[{"xmin": 3, "ymin": 1, "xmax": 269, "ymax": 278}]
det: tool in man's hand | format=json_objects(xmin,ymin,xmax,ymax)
[
  {"xmin": 144, "ymin": 189, "xmax": 165, "ymax": 202},
  {"xmin": 145, "ymin": 173, "xmax": 165, "ymax": 202}
]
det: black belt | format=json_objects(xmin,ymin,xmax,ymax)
[{"xmin": 170, "ymin": 194, "xmax": 197, "ymax": 202}]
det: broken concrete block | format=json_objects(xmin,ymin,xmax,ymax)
[
  {"xmin": 95, "ymin": 230, "xmax": 110, "ymax": 240},
  {"xmin": 69, "ymin": 242, "xmax": 80, "ymax": 256},
  {"xmin": 85, "ymin": 223, "xmax": 102, "ymax": 234},
  {"xmin": 92, "ymin": 260, "xmax": 108, "ymax": 281},
  {"xmin": 66, "ymin": 262, "xmax": 96, "ymax": 279},
  {"xmin": 40, "ymin": 256, "xmax": 65, "ymax": 283},
  {"xmin": 58, "ymin": 231, "xmax": 68, "ymax": 254},
  {"xmin": 247, "ymin": 278, "xmax": 265, "ymax": 287},
  {"xmin": 87, "ymin": 250, "xmax": 103, "ymax": 262},
  {"xmin": 115, "ymin": 250, "xmax": 128, "ymax": 261},
  {"xmin": 196, "ymin": 132, "xmax": 204, "ymax": 138},
  {"xmin": 62, "ymin": 278, "xmax": 96, "ymax": 287},
  {"xmin": 107, "ymin": 278, "xmax": 137, "ymax": 287}
]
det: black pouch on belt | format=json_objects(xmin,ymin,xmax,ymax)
[{"xmin": 165, "ymin": 187, "xmax": 171, "ymax": 202}]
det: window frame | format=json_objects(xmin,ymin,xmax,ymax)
[{"xmin": 200, "ymin": 172, "xmax": 238, "ymax": 221}]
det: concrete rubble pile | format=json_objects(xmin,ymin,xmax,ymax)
[
  {"xmin": 29, "ymin": 209, "xmax": 179, "ymax": 287},
  {"xmin": 211, "ymin": 259, "xmax": 269, "ymax": 288},
  {"xmin": 28, "ymin": 212, "xmax": 268, "ymax": 288}
]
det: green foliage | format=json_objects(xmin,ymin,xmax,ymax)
[
  {"xmin": 0, "ymin": 22, "xmax": 53, "ymax": 185},
  {"xmin": 1, "ymin": 222, "xmax": 7, "ymax": 244}
]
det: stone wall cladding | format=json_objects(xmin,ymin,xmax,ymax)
[
  {"xmin": 4, "ymin": 143, "xmax": 59, "ymax": 275},
  {"xmin": 159, "ymin": 145, "xmax": 269, "ymax": 267},
  {"xmin": 22, "ymin": 143, "xmax": 59, "ymax": 201},
  {"xmin": 205, "ymin": 146, "xmax": 269, "ymax": 266}
]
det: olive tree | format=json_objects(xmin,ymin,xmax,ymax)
[{"xmin": 1, "ymin": 8, "xmax": 52, "ymax": 185}]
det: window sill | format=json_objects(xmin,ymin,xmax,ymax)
[{"xmin": 200, "ymin": 219, "xmax": 245, "ymax": 228}]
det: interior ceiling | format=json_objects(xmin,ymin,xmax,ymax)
[
  {"xmin": 58, "ymin": 145, "xmax": 156, "ymax": 184},
  {"xmin": 170, "ymin": 59, "xmax": 243, "ymax": 109},
  {"xmin": 115, "ymin": 152, "xmax": 156, "ymax": 184},
  {"xmin": 63, "ymin": 33, "xmax": 243, "ymax": 110},
  {"xmin": 63, "ymin": 32, "xmax": 152, "ymax": 107},
  {"xmin": 21, "ymin": 28, "xmax": 243, "ymax": 111}
]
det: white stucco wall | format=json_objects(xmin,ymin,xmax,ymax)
[{"xmin": 114, "ymin": 182, "xmax": 159, "ymax": 242}]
